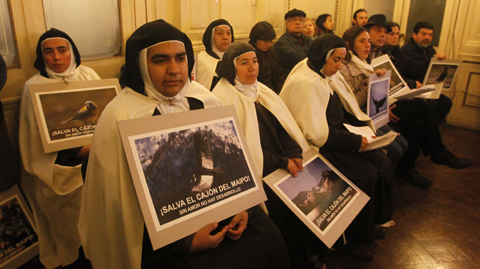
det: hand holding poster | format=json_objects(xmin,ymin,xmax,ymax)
[
  {"xmin": 29, "ymin": 78, "xmax": 120, "ymax": 153},
  {"xmin": 263, "ymin": 148, "xmax": 369, "ymax": 248},
  {"xmin": 371, "ymin": 55, "xmax": 433, "ymax": 103},
  {"xmin": 423, "ymin": 58, "xmax": 461, "ymax": 90},
  {"xmin": 118, "ymin": 106, "xmax": 266, "ymax": 250}
]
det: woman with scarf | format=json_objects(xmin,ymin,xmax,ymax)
[
  {"xmin": 280, "ymin": 34, "xmax": 394, "ymax": 261},
  {"xmin": 196, "ymin": 19, "xmax": 234, "ymax": 90},
  {"xmin": 79, "ymin": 20, "xmax": 289, "ymax": 269},
  {"xmin": 339, "ymin": 26, "xmax": 408, "ymax": 164},
  {"xmin": 19, "ymin": 28, "xmax": 100, "ymax": 268},
  {"xmin": 212, "ymin": 41, "xmax": 330, "ymax": 268}
]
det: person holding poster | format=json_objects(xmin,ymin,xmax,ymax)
[
  {"xmin": 339, "ymin": 26, "xmax": 408, "ymax": 163},
  {"xmin": 379, "ymin": 21, "xmax": 472, "ymax": 187},
  {"xmin": 79, "ymin": 20, "xmax": 289, "ymax": 269},
  {"xmin": 212, "ymin": 41, "xmax": 328, "ymax": 268},
  {"xmin": 19, "ymin": 29, "xmax": 100, "ymax": 268},
  {"xmin": 280, "ymin": 34, "xmax": 394, "ymax": 261},
  {"xmin": 196, "ymin": 19, "xmax": 234, "ymax": 90}
]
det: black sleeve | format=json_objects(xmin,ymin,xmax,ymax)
[
  {"xmin": 0, "ymin": 56, "xmax": 6, "ymax": 91},
  {"xmin": 323, "ymin": 127, "xmax": 362, "ymax": 152},
  {"xmin": 55, "ymin": 147, "xmax": 84, "ymax": 166}
]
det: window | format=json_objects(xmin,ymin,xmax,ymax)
[
  {"xmin": 0, "ymin": 0, "xmax": 18, "ymax": 67},
  {"xmin": 406, "ymin": 0, "xmax": 446, "ymax": 46},
  {"xmin": 43, "ymin": 0, "xmax": 121, "ymax": 59}
]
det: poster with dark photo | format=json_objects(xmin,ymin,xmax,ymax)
[
  {"xmin": 0, "ymin": 186, "xmax": 38, "ymax": 269},
  {"xmin": 367, "ymin": 71, "xmax": 391, "ymax": 130},
  {"xmin": 29, "ymin": 79, "xmax": 120, "ymax": 153},
  {"xmin": 264, "ymin": 149, "xmax": 369, "ymax": 248},
  {"xmin": 423, "ymin": 58, "xmax": 461, "ymax": 90},
  {"xmin": 371, "ymin": 55, "xmax": 409, "ymax": 97},
  {"xmin": 118, "ymin": 106, "xmax": 266, "ymax": 250}
]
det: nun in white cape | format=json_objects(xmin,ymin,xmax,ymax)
[
  {"xmin": 19, "ymin": 28, "xmax": 100, "ymax": 268},
  {"xmin": 79, "ymin": 20, "xmax": 289, "ymax": 269},
  {"xmin": 280, "ymin": 34, "xmax": 394, "ymax": 250},
  {"xmin": 212, "ymin": 41, "xmax": 309, "ymax": 178}
]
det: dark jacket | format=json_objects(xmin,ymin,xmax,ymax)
[
  {"xmin": 381, "ymin": 44, "xmax": 416, "ymax": 89},
  {"xmin": 248, "ymin": 41, "xmax": 286, "ymax": 94},
  {"xmin": 399, "ymin": 38, "xmax": 437, "ymax": 85},
  {"xmin": 274, "ymin": 31, "xmax": 313, "ymax": 76}
]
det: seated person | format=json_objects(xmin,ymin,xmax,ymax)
[
  {"xmin": 274, "ymin": 8, "xmax": 313, "ymax": 75},
  {"xmin": 315, "ymin": 14, "xmax": 334, "ymax": 36},
  {"xmin": 280, "ymin": 34, "xmax": 394, "ymax": 261},
  {"xmin": 196, "ymin": 19, "xmax": 234, "ymax": 90},
  {"xmin": 339, "ymin": 26, "xmax": 408, "ymax": 163},
  {"xmin": 78, "ymin": 20, "xmax": 289, "ymax": 269},
  {"xmin": 248, "ymin": 21, "xmax": 286, "ymax": 94},
  {"xmin": 212, "ymin": 40, "xmax": 329, "ymax": 269},
  {"xmin": 382, "ymin": 21, "xmax": 472, "ymax": 187},
  {"xmin": 19, "ymin": 28, "xmax": 100, "ymax": 268},
  {"xmin": 302, "ymin": 17, "xmax": 316, "ymax": 39}
]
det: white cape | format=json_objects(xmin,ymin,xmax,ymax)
[
  {"xmin": 19, "ymin": 66, "xmax": 100, "ymax": 268},
  {"xmin": 196, "ymin": 50, "xmax": 219, "ymax": 90},
  {"xmin": 280, "ymin": 59, "xmax": 374, "ymax": 148},
  {"xmin": 78, "ymin": 82, "xmax": 222, "ymax": 269},
  {"xmin": 212, "ymin": 78, "xmax": 309, "ymax": 177}
]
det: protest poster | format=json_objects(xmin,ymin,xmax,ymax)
[
  {"xmin": 371, "ymin": 55, "xmax": 409, "ymax": 102},
  {"xmin": 118, "ymin": 105, "xmax": 266, "ymax": 250},
  {"xmin": 0, "ymin": 185, "xmax": 38, "ymax": 269},
  {"xmin": 29, "ymin": 78, "xmax": 120, "ymax": 153},
  {"xmin": 264, "ymin": 148, "xmax": 369, "ymax": 248},
  {"xmin": 367, "ymin": 71, "xmax": 391, "ymax": 130},
  {"xmin": 423, "ymin": 58, "xmax": 461, "ymax": 90}
]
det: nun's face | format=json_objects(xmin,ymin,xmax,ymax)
[
  {"xmin": 323, "ymin": 48, "xmax": 346, "ymax": 77},
  {"xmin": 236, "ymin": 51, "xmax": 258, "ymax": 85},
  {"xmin": 147, "ymin": 42, "xmax": 188, "ymax": 97},
  {"xmin": 43, "ymin": 38, "xmax": 71, "ymax": 73},
  {"xmin": 213, "ymin": 25, "xmax": 232, "ymax": 52}
]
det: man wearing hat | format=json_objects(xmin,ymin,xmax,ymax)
[
  {"xmin": 363, "ymin": 14, "xmax": 392, "ymax": 59},
  {"xmin": 364, "ymin": 16, "xmax": 473, "ymax": 188},
  {"xmin": 274, "ymin": 8, "xmax": 313, "ymax": 75}
]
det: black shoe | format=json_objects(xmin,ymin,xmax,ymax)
[
  {"xmin": 398, "ymin": 169, "xmax": 431, "ymax": 188},
  {"xmin": 346, "ymin": 242, "xmax": 374, "ymax": 261},
  {"xmin": 374, "ymin": 225, "xmax": 386, "ymax": 239},
  {"xmin": 431, "ymin": 150, "xmax": 473, "ymax": 169}
]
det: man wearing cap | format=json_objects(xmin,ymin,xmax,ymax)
[
  {"xmin": 274, "ymin": 8, "xmax": 313, "ymax": 75},
  {"xmin": 363, "ymin": 14, "xmax": 391, "ymax": 59}
]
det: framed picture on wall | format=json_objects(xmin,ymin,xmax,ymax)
[
  {"xmin": 29, "ymin": 79, "xmax": 120, "ymax": 153},
  {"xmin": 118, "ymin": 105, "xmax": 267, "ymax": 250},
  {"xmin": 0, "ymin": 185, "xmax": 39, "ymax": 269}
]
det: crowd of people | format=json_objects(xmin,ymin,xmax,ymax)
[{"xmin": 13, "ymin": 6, "xmax": 473, "ymax": 269}]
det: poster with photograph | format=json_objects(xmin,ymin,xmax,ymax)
[
  {"xmin": 371, "ymin": 55, "xmax": 409, "ymax": 100},
  {"xmin": 0, "ymin": 185, "xmax": 38, "ymax": 269},
  {"xmin": 118, "ymin": 105, "xmax": 266, "ymax": 250},
  {"xmin": 264, "ymin": 148, "xmax": 369, "ymax": 248},
  {"xmin": 29, "ymin": 79, "xmax": 120, "ymax": 153},
  {"xmin": 423, "ymin": 58, "xmax": 461, "ymax": 90},
  {"xmin": 367, "ymin": 71, "xmax": 391, "ymax": 130}
]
